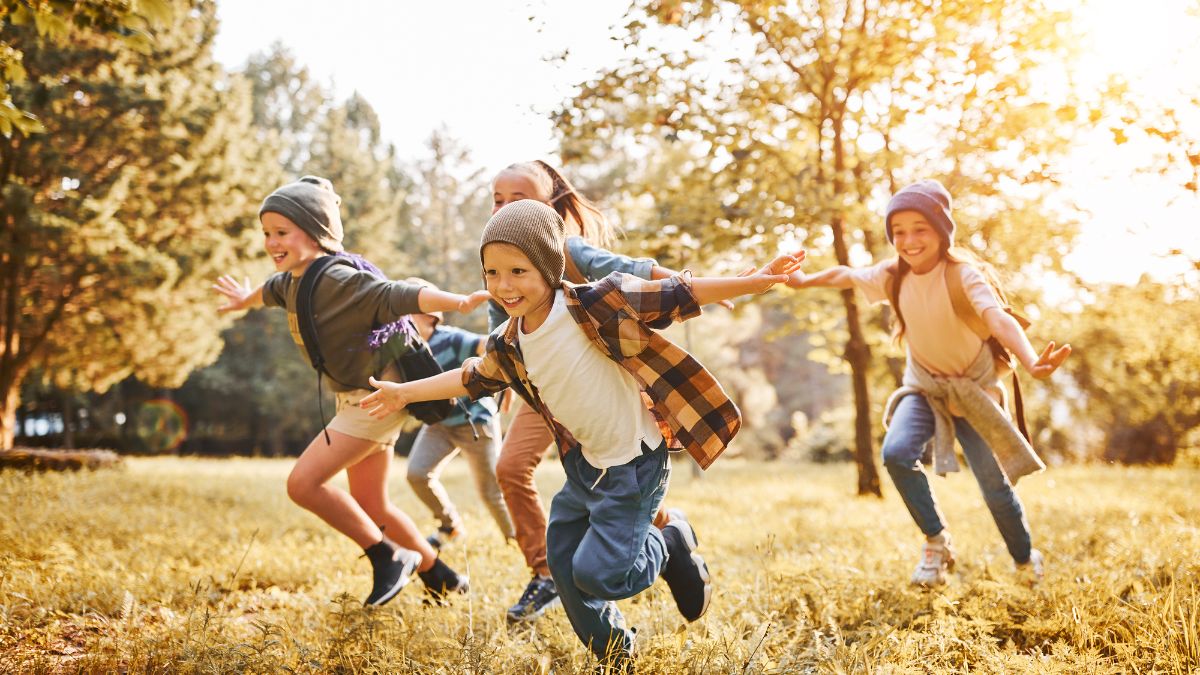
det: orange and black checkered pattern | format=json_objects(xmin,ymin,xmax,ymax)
[{"xmin": 462, "ymin": 271, "xmax": 741, "ymax": 470}]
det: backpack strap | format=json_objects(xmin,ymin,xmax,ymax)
[
  {"xmin": 295, "ymin": 255, "xmax": 355, "ymax": 444},
  {"xmin": 944, "ymin": 261, "xmax": 1032, "ymax": 444},
  {"xmin": 944, "ymin": 261, "xmax": 992, "ymax": 342}
]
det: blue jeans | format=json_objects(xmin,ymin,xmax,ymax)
[
  {"xmin": 881, "ymin": 394, "xmax": 1033, "ymax": 564},
  {"xmin": 546, "ymin": 443, "xmax": 670, "ymax": 662}
]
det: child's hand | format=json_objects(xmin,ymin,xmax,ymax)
[
  {"xmin": 458, "ymin": 289, "xmax": 492, "ymax": 313},
  {"xmin": 361, "ymin": 376, "xmax": 409, "ymax": 418},
  {"xmin": 784, "ymin": 271, "xmax": 813, "ymax": 289},
  {"xmin": 748, "ymin": 250, "xmax": 806, "ymax": 293},
  {"xmin": 1028, "ymin": 341, "xmax": 1072, "ymax": 379},
  {"xmin": 213, "ymin": 275, "xmax": 255, "ymax": 313}
]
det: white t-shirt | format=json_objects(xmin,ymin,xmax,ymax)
[
  {"xmin": 518, "ymin": 291, "xmax": 663, "ymax": 469},
  {"xmin": 848, "ymin": 260, "xmax": 1001, "ymax": 377}
]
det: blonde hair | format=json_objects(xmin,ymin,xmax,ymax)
[{"xmin": 495, "ymin": 161, "xmax": 614, "ymax": 247}]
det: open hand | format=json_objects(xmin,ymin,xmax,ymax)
[
  {"xmin": 1028, "ymin": 341, "xmax": 1072, "ymax": 379},
  {"xmin": 360, "ymin": 376, "xmax": 409, "ymax": 418},
  {"xmin": 213, "ymin": 275, "xmax": 255, "ymax": 313},
  {"xmin": 749, "ymin": 250, "xmax": 806, "ymax": 293},
  {"xmin": 458, "ymin": 289, "xmax": 492, "ymax": 313}
]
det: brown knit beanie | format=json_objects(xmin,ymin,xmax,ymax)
[
  {"xmin": 259, "ymin": 176, "xmax": 345, "ymax": 253},
  {"xmin": 479, "ymin": 200, "xmax": 565, "ymax": 287}
]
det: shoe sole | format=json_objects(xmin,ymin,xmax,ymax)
[
  {"xmin": 505, "ymin": 595, "xmax": 562, "ymax": 624},
  {"xmin": 665, "ymin": 519, "xmax": 711, "ymax": 621},
  {"xmin": 366, "ymin": 553, "xmax": 421, "ymax": 607}
]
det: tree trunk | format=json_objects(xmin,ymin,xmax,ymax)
[
  {"xmin": 830, "ymin": 213, "xmax": 883, "ymax": 497},
  {"xmin": 62, "ymin": 392, "xmax": 75, "ymax": 449},
  {"xmin": 0, "ymin": 381, "xmax": 18, "ymax": 450},
  {"xmin": 830, "ymin": 110, "xmax": 882, "ymax": 497}
]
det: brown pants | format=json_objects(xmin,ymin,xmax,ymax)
[{"xmin": 497, "ymin": 400, "xmax": 671, "ymax": 578}]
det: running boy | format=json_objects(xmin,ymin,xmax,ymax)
[{"xmin": 361, "ymin": 200, "xmax": 804, "ymax": 669}]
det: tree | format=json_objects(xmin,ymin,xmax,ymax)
[
  {"xmin": 173, "ymin": 45, "xmax": 423, "ymax": 456},
  {"xmin": 1043, "ymin": 280, "xmax": 1200, "ymax": 464},
  {"xmin": 0, "ymin": 0, "xmax": 275, "ymax": 449},
  {"xmin": 1, "ymin": 0, "xmax": 173, "ymax": 136},
  {"xmin": 405, "ymin": 128, "xmax": 491, "ymax": 299},
  {"xmin": 557, "ymin": 0, "xmax": 1083, "ymax": 494}
]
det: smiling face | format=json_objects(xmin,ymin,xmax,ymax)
[
  {"xmin": 482, "ymin": 242, "xmax": 554, "ymax": 332},
  {"xmin": 889, "ymin": 210, "xmax": 946, "ymax": 274},
  {"xmin": 261, "ymin": 211, "xmax": 324, "ymax": 276},
  {"xmin": 492, "ymin": 169, "xmax": 551, "ymax": 214}
]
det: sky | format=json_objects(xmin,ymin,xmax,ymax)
[{"xmin": 212, "ymin": 0, "xmax": 1199, "ymax": 287}]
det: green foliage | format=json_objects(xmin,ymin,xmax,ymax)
[
  {"xmin": 0, "ymin": 0, "xmax": 277, "ymax": 449},
  {"xmin": 556, "ymin": 0, "xmax": 1090, "ymax": 488},
  {"xmin": 168, "ymin": 47, "xmax": 493, "ymax": 456},
  {"xmin": 1045, "ymin": 280, "xmax": 1200, "ymax": 464},
  {"xmin": 1, "ymin": 457, "xmax": 1197, "ymax": 671},
  {"xmin": 0, "ymin": 0, "xmax": 174, "ymax": 135},
  {"xmin": 402, "ymin": 128, "xmax": 491, "ymax": 310}
]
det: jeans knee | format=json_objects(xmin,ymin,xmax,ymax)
[
  {"xmin": 572, "ymin": 557, "xmax": 626, "ymax": 600},
  {"xmin": 881, "ymin": 436, "xmax": 925, "ymax": 469}
]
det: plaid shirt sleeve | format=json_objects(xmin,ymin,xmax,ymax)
[
  {"xmin": 461, "ymin": 333, "xmax": 513, "ymax": 400},
  {"xmin": 609, "ymin": 271, "xmax": 702, "ymax": 329}
]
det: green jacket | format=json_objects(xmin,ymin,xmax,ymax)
[{"xmin": 263, "ymin": 262, "xmax": 424, "ymax": 392}]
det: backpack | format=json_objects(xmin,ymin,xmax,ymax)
[
  {"xmin": 885, "ymin": 259, "xmax": 1033, "ymax": 443},
  {"xmin": 295, "ymin": 255, "xmax": 455, "ymax": 442}
]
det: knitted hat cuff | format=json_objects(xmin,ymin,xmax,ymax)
[{"xmin": 885, "ymin": 187, "xmax": 956, "ymax": 244}]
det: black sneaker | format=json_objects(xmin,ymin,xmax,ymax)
[
  {"xmin": 505, "ymin": 575, "xmax": 560, "ymax": 623},
  {"xmin": 660, "ymin": 511, "xmax": 711, "ymax": 621},
  {"xmin": 417, "ymin": 557, "xmax": 469, "ymax": 603},
  {"xmin": 363, "ymin": 541, "xmax": 422, "ymax": 606}
]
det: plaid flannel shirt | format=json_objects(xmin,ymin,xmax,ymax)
[{"xmin": 461, "ymin": 271, "xmax": 741, "ymax": 470}]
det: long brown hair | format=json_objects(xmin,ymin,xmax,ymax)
[
  {"xmin": 887, "ymin": 241, "xmax": 1007, "ymax": 344},
  {"xmin": 498, "ymin": 161, "xmax": 615, "ymax": 247}
]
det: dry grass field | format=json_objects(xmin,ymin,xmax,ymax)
[{"xmin": 1, "ymin": 455, "xmax": 1197, "ymax": 673}]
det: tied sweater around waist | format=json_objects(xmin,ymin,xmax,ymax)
[{"xmin": 883, "ymin": 345, "xmax": 1045, "ymax": 483}]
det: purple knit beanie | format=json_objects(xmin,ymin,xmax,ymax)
[{"xmin": 885, "ymin": 179, "xmax": 956, "ymax": 245}]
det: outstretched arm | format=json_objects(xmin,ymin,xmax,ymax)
[
  {"xmin": 651, "ymin": 264, "xmax": 735, "ymax": 310},
  {"xmin": 417, "ymin": 287, "xmax": 491, "ymax": 315},
  {"xmin": 984, "ymin": 309, "xmax": 1071, "ymax": 379},
  {"xmin": 784, "ymin": 265, "xmax": 856, "ymax": 290},
  {"xmin": 360, "ymin": 368, "xmax": 470, "ymax": 419},
  {"xmin": 213, "ymin": 275, "xmax": 264, "ymax": 313},
  {"xmin": 690, "ymin": 251, "xmax": 806, "ymax": 306}
]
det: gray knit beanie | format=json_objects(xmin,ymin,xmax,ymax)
[
  {"xmin": 259, "ymin": 176, "xmax": 345, "ymax": 253},
  {"xmin": 479, "ymin": 200, "xmax": 565, "ymax": 287},
  {"xmin": 885, "ymin": 179, "xmax": 956, "ymax": 245}
]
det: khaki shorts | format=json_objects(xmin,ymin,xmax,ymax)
[{"xmin": 326, "ymin": 387, "xmax": 407, "ymax": 447}]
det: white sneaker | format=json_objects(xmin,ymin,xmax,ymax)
[
  {"xmin": 910, "ymin": 533, "xmax": 955, "ymax": 586},
  {"xmin": 1016, "ymin": 548, "xmax": 1045, "ymax": 587}
]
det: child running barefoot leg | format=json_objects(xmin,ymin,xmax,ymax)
[
  {"xmin": 361, "ymin": 200, "xmax": 803, "ymax": 667},
  {"xmin": 213, "ymin": 176, "xmax": 491, "ymax": 605},
  {"xmin": 786, "ymin": 179, "xmax": 1069, "ymax": 587}
]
